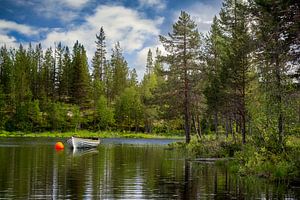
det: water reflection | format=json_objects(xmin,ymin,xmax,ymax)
[
  {"xmin": 0, "ymin": 138, "xmax": 298, "ymax": 199},
  {"xmin": 70, "ymin": 148, "xmax": 99, "ymax": 157}
]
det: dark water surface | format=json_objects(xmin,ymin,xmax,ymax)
[{"xmin": 0, "ymin": 137, "xmax": 298, "ymax": 199}]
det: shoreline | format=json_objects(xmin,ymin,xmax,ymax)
[{"xmin": 0, "ymin": 130, "xmax": 185, "ymax": 140}]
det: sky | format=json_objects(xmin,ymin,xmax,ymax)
[{"xmin": 0, "ymin": 0, "xmax": 222, "ymax": 80}]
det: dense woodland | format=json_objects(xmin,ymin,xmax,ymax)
[{"xmin": 0, "ymin": 0, "xmax": 299, "ymax": 147}]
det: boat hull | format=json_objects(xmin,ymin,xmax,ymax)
[{"xmin": 67, "ymin": 137, "xmax": 100, "ymax": 149}]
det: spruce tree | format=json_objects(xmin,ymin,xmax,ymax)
[
  {"xmin": 146, "ymin": 49, "xmax": 153, "ymax": 75},
  {"xmin": 93, "ymin": 27, "xmax": 106, "ymax": 82},
  {"xmin": 92, "ymin": 27, "xmax": 107, "ymax": 128},
  {"xmin": 59, "ymin": 46, "xmax": 72, "ymax": 102},
  {"xmin": 111, "ymin": 42, "xmax": 128, "ymax": 100},
  {"xmin": 70, "ymin": 41, "xmax": 91, "ymax": 107}
]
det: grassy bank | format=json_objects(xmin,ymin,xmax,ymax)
[
  {"xmin": 0, "ymin": 130, "xmax": 185, "ymax": 139},
  {"xmin": 170, "ymin": 135, "xmax": 300, "ymax": 180}
]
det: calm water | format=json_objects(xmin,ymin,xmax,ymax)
[{"xmin": 0, "ymin": 138, "xmax": 299, "ymax": 200}]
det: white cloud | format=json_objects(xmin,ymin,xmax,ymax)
[
  {"xmin": 86, "ymin": 5, "xmax": 163, "ymax": 52},
  {"xmin": 42, "ymin": 5, "xmax": 164, "ymax": 69},
  {"xmin": 134, "ymin": 41, "xmax": 167, "ymax": 80},
  {"xmin": 0, "ymin": 19, "xmax": 39, "ymax": 36},
  {"xmin": 173, "ymin": 1, "xmax": 222, "ymax": 34},
  {"xmin": 63, "ymin": 0, "xmax": 90, "ymax": 9},
  {"xmin": 14, "ymin": 0, "xmax": 91, "ymax": 23},
  {"xmin": 0, "ymin": 34, "xmax": 17, "ymax": 47},
  {"xmin": 0, "ymin": 4, "xmax": 163, "ymax": 80},
  {"xmin": 138, "ymin": 0, "xmax": 166, "ymax": 10},
  {"xmin": 188, "ymin": 2, "xmax": 222, "ymax": 33}
]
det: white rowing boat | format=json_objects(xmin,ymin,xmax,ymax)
[{"xmin": 67, "ymin": 136, "xmax": 100, "ymax": 149}]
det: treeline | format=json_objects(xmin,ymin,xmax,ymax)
[
  {"xmin": 0, "ymin": 26, "xmax": 167, "ymax": 133},
  {"xmin": 0, "ymin": 0, "xmax": 299, "ymax": 147}
]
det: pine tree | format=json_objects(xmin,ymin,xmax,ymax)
[
  {"xmin": 40, "ymin": 47, "xmax": 54, "ymax": 101},
  {"xmin": 146, "ymin": 49, "xmax": 153, "ymax": 75},
  {"xmin": 129, "ymin": 68, "xmax": 138, "ymax": 87},
  {"xmin": 218, "ymin": 0, "xmax": 253, "ymax": 143},
  {"xmin": 111, "ymin": 42, "xmax": 128, "ymax": 100},
  {"xmin": 55, "ymin": 42, "xmax": 64, "ymax": 100},
  {"xmin": 250, "ymin": 0, "xmax": 300, "ymax": 148},
  {"xmin": 70, "ymin": 41, "xmax": 91, "ymax": 107},
  {"xmin": 59, "ymin": 46, "xmax": 72, "ymax": 102},
  {"xmin": 103, "ymin": 60, "xmax": 114, "ymax": 104},
  {"xmin": 14, "ymin": 44, "xmax": 31, "ymax": 104},
  {"xmin": 35, "ymin": 43, "xmax": 43, "ymax": 101},
  {"xmin": 27, "ymin": 43, "xmax": 39, "ymax": 100},
  {"xmin": 92, "ymin": 27, "xmax": 107, "ymax": 128},
  {"xmin": 0, "ymin": 46, "xmax": 14, "ymax": 128},
  {"xmin": 93, "ymin": 27, "xmax": 106, "ymax": 82},
  {"xmin": 159, "ymin": 11, "xmax": 201, "ymax": 143},
  {"xmin": 0, "ymin": 46, "xmax": 14, "ymax": 106},
  {"xmin": 141, "ymin": 50, "xmax": 159, "ymax": 133},
  {"xmin": 203, "ymin": 16, "xmax": 225, "ymax": 137}
]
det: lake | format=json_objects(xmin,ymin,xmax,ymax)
[{"xmin": 0, "ymin": 137, "xmax": 298, "ymax": 199}]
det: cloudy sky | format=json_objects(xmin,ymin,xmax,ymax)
[{"xmin": 0, "ymin": 0, "xmax": 222, "ymax": 80}]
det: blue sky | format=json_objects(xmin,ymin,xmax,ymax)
[{"xmin": 0, "ymin": 0, "xmax": 222, "ymax": 79}]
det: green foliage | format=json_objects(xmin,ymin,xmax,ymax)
[
  {"xmin": 47, "ymin": 102, "xmax": 81, "ymax": 131},
  {"xmin": 159, "ymin": 11, "xmax": 201, "ymax": 143},
  {"xmin": 111, "ymin": 42, "xmax": 129, "ymax": 100},
  {"xmin": 114, "ymin": 87, "xmax": 143, "ymax": 130},
  {"xmin": 95, "ymin": 95, "xmax": 114, "ymax": 130},
  {"xmin": 0, "ymin": 86, "xmax": 7, "ymax": 129},
  {"xmin": 187, "ymin": 135, "xmax": 242, "ymax": 158},
  {"xmin": 234, "ymin": 142, "xmax": 299, "ymax": 180},
  {"xmin": 71, "ymin": 41, "xmax": 91, "ymax": 106},
  {"xmin": 27, "ymin": 100, "xmax": 43, "ymax": 131}
]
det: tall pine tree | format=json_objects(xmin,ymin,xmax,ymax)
[{"xmin": 159, "ymin": 11, "xmax": 201, "ymax": 143}]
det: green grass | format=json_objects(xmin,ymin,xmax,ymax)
[{"xmin": 0, "ymin": 130, "xmax": 185, "ymax": 139}]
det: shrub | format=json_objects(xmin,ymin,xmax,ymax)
[{"xmin": 187, "ymin": 135, "xmax": 242, "ymax": 158}]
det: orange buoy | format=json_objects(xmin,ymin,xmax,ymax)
[{"xmin": 55, "ymin": 142, "xmax": 64, "ymax": 150}]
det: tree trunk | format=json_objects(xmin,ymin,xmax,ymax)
[
  {"xmin": 214, "ymin": 110, "xmax": 218, "ymax": 137},
  {"xmin": 225, "ymin": 115, "xmax": 229, "ymax": 138},
  {"xmin": 298, "ymin": 104, "xmax": 300, "ymax": 124},
  {"xmin": 183, "ymin": 29, "xmax": 190, "ymax": 144},
  {"xmin": 192, "ymin": 114, "xmax": 197, "ymax": 134},
  {"xmin": 242, "ymin": 114, "xmax": 246, "ymax": 144},
  {"xmin": 275, "ymin": 55, "xmax": 283, "ymax": 147},
  {"xmin": 197, "ymin": 115, "xmax": 202, "ymax": 138},
  {"xmin": 184, "ymin": 90, "xmax": 191, "ymax": 143}
]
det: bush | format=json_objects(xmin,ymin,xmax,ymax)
[
  {"xmin": 187, "ymin": 135, "xmax": 242, "ymax": 158},
  {"xmin": 234, "ymin": 144, "xmax": 298, "ymax": 180}
]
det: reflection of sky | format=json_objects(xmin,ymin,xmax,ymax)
[
  {"xmin": 0, "ymin": 0, "xmax": 222, "ymax": 80},
  {"xmin": 101, "ymin": 138, "xmax": 182, "ymax": 145},
  {"xmin": 120, "ymin": 173, "xmax": 145, "ymax": 199}
]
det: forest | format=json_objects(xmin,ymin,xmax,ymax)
[
  {"xmin": 0, "ymin": 0, "xmax": 299, "ymax": 169},
  {"xmin": 1, "ymin": 0, "xmax": 298, "ymax": 138}
]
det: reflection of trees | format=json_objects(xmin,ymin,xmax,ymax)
[{"xmin": 0, "ymin": 140, "xmax": 298, "ymax": 199}]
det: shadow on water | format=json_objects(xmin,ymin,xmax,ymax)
[{"xmin": 0, "ymin": 137, "xmax": 298, "ymax": 199}]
